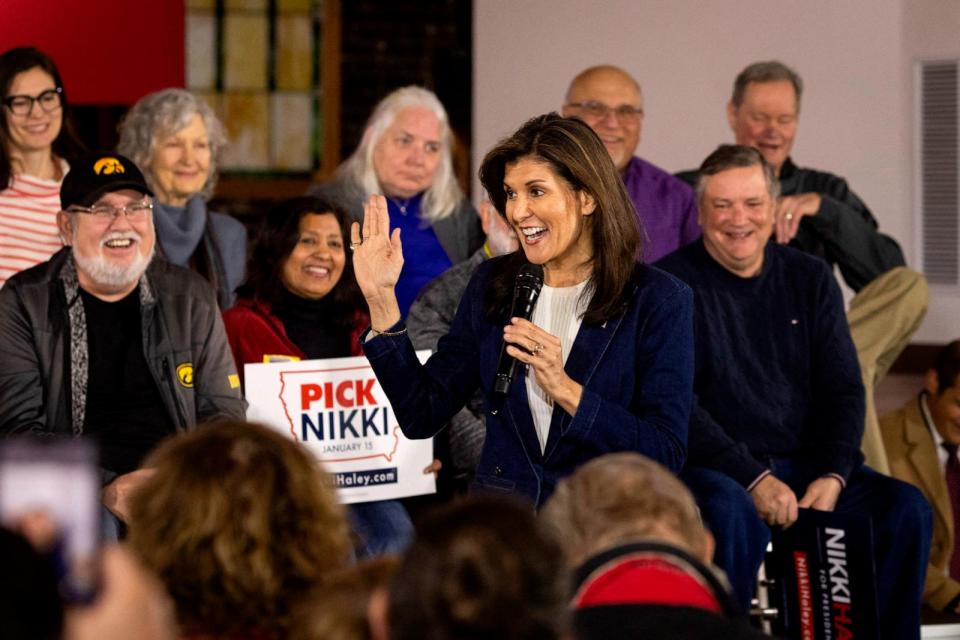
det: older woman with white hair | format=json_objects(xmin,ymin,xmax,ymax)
[
  {"xmin": 118, "ymin": 89, "xmax": 246, "ymax": 308},
  {"xmin": 311, "ymin": 86, "xmax": 482, "ymax": 316}
]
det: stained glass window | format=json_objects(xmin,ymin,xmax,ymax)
[{"xmin": 185, "ymin": 0, "xmax": 336, "ymax": 174}]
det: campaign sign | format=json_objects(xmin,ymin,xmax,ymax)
[
  {"xmin": 244, "ymin": 354, "xmax": 436, "ymax": 504},
  {"xmin": 768, "ymin": 509, "xmax": 879, "ymax": 640}
]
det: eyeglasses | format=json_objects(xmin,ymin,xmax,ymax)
[
  {"xmin": 566, "ymin": 101, "xmax": 644, "ymax": 124},
  {"xmin": 67, "ymin": 201, "xmax": 153, "ymax": 222},
  {"xmin": 2, "ymin": 87, "xmax": 63, "ymax": 117}
]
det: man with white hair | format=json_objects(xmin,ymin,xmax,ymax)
[{"xmin": 0, "ymin": 152, "xmax": 244, "ymax": 526}]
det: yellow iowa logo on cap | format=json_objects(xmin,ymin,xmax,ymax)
[
  {"xmin": 176, "ymin": 363, "xmax": 194, "ymax": 388},
  {"xmin": 93, "ymin": 157, "xmax": 125, "ymax": 175}
]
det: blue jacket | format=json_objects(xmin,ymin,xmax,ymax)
[{"xmin": 362, "ymin": 258, "xmax": 694, "ymax": 507}]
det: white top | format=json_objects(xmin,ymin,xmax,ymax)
[
  {"xmin": 0, "ymin": 166, "xmax": 67, "ymax": 288},
  {"xmin": 526, "ymin": 279, "xmax": 590, "ymax": 453}
]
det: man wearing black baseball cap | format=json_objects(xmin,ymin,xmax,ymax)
[{"xmin": 0, "ymin": 152, "xmax": 245, "ymax": 536}]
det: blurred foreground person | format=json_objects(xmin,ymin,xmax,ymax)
[
  {"xmin": 127, "ymin": 420, "xmax": 351, "ymax": 639},
  {"xmin": 388, "ymin": 496, "xmax": 568, "ymax": 640},
  {"xmin": 1, "ymin": 524, "xmax": 175, "ymax": 640},
  {"xmin": 542, "ymin": 453, "xmax": 767, "ymax": 640},
  {"xmin": 290, "ymin": 556, "xmax": 397, "ymax": 640}
]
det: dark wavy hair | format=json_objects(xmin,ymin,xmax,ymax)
[
  {"xmin": 933, "ymin": 339, "xmax": 960, "ymax": 393},
  {"xmin": 478, "ymin": 113, "xmax": 641, "ymax": 325},
  {"xmin": 0, "ymin": 47, "xmax": 84, "ymax": 188},
  {"xmin": 128, "ymin": 420, "xmax": 352, "ymax": 638},
  {"xmin": 236, "ymin": 195, "xmax": 363, "ymax": 328},
  {"xmin": 389, "ymin": 496, "xmax": 568, "ymax": 640}
]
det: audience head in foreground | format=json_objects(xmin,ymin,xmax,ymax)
[
  {"xmin": 542, "ymin": 452, "xmax": 713, "ymax": 567},
  {"xmin": 388, "ymin": 496, "xmax": 568, "ymax": 640},
  {"xmin": 290, "ymin": 556, "xmax": 398, "ymax": 640},
  {"xmin": 128, "ymin": 420, "xmax": 351, "ymax": 639},
  {"xmin": 542, "ymin": 453, "xmax": 768, "ymax": 640}
]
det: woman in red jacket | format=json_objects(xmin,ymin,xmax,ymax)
[
  {"xmin": 224, "ymin": 195, "xmax": 412, "ymax": 558},
  {"xmin": 224, "ymin": 195, "xmax": 366, "ymax": 373}
]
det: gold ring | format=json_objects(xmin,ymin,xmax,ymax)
[
  {"xmin": 785, "ymin": 213, "xmax": 794, "ymax": 221},
  {"xmin": 533, "ymin": 343, "xmax": 545, "ymax": 356},
  {"xmin": 349, "ymin": 242, "xmax": 360, "ymax": 251}
]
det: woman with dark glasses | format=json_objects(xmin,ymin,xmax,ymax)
[{"xmin": 0, "ymin": 47, "xmax": 83, "ymax": 287}]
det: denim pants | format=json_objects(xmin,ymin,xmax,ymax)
[
  {"xmin": 348, "ymin": 499, "xmax": 414, "ymax": 558},
  {"xmin": 683, "ymin": 460, "xmax": 932, "ymax": 640}
]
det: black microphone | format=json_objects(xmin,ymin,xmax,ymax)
[{"xmin": 493, "ymin": 263, "xmax": 545, "ymax": 395}]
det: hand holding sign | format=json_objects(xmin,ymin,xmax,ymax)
[
  {"xmin": 750, "ymin": 473, "xmax": 799, "ymax": 528},
  {"xmin": 245, "ymin": 354, "xmax": 436, "ymax": 504}
]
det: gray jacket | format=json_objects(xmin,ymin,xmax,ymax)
[
  {"xmin": 308, "ymin": 178, "xmax": 483, "ymax": 265},
  {"xmin": 0, "ymin": 248, "xmax": 246, "ymax": 438}
]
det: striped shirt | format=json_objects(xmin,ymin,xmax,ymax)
[{"xmin": 0, "ymin": 169, "xmax": 66, "ymax": 288}]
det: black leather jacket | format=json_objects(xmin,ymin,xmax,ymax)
[{"xmin": 0, "ymin": 248, "xmax": 245, "ymax": 438}]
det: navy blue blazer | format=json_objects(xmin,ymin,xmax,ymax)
[{"xmin": 362, "ymin": 258, "xmax": 694, "ymax": 507}]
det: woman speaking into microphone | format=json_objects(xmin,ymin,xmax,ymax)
[{"xmin": 352, "ymin": 113, "xmax": 694, "ymax": 506}]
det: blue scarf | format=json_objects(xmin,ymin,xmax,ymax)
[{"xmin": 152, "ymin": 196, "xmax": 208, "ymax": 266}]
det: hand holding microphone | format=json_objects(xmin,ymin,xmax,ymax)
[
  {"xmin": 494, "ymin": 263, "xmax": 544, "ymax": 394},
  {"xmin": 496, "ymin": 264, "xmax": 584, "ymax": 416}
]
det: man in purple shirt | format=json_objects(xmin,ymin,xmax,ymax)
[{"xmin": 562, "ymin": 65, "xmax": 699, "ymax": 262}]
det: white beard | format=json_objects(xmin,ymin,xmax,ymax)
[{"xmin": 71, "ymin": 231, "xmax": 155, "ymax": 294}]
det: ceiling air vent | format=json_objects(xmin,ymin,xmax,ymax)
[{"xmin": 919, "ymin": 61, "xmax": 959, "ymax": 284}]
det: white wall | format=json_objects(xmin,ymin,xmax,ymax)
[
  {"xmin": 901, "ymin": 0, "xmax": 960, "ymax": 342},
  {"xmin": 473, "ymin": 0, "xmax": 958, "ymax": 344}
]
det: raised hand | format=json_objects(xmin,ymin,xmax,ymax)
[
  {"xmin": 351, "ymin": 194, "xmax": 403, "ymax": 331},
  {"xmin": 502, "ymin": 317, "xmax": 583, "ymax": 416}
]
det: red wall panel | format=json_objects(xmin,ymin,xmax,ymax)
[{"xmin": 1, "ymin": 0, "xmax": 185, "ymax": 105}]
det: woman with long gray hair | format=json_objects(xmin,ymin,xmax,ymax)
[
  {"xmin": 118, "ymin": 89, "xmax": 246, "ymax": 308},
  {"xmin": 311, "ymin": 86, "xmax": 482, "ymax": 316}
]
